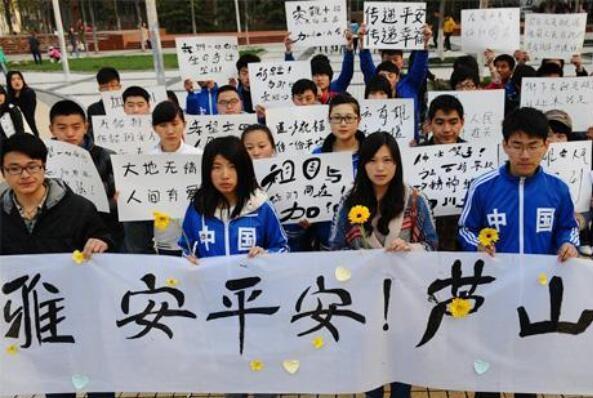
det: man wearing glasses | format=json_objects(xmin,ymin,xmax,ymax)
[
  {"xmin": 216, "ymin": 85, "xmax": 243, "ymax": 115},
  {"xmin": 0, "ymin": 133, "xmax": 112, "ymax": 256}
]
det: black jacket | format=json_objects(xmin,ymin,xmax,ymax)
[
  {"xmin": 0, "ymin": 103, "xmax": 25, "ymax": 141},
  {"xmin": 11, "ymin": 87, "xmax": 38, "ymax": 136},
  {"xmin": 0, "ymin": 179, "xmax": 113, "ymax": 255},
  {"xmin": 86, "ymin": 100, "xmax": 106, "ymax": 141}
]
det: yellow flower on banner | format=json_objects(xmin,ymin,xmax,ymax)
[
  {"xmin": 166, "ymin": 278, "xmax": 179, "ymax": 287},
  {"xmin": 249, "ymin": 359, "xmax": 264, "ymax": 372},
  {"xmin": 153, "ymin": 211, "xmax": 171, "ymax": 231},
  {"xmin": 478, "ymin": 228, "xmax": 499, "ymax": 248},
  {"xmin": 448, "ymin": 297, "xmax": 472, "ymax": 318},
  {"xmin": 538, "ymin": 272, "xmax": 548, "ymax": 286},
  {"xmin": 6, "ymin": 344, "xmax": 18, "ymax": 355},
  {"xmin": 348, "ymin": 205, "xmax": 370, "ymax": 225},
  {"xmin": 72, "ymin": 250, "xmax": 86, "ymax": 265},
  {"xmin": 312, "ymin": 336, "xmax": 325, "ymax": 349}
]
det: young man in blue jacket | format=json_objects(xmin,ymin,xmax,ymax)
[
  {"xmin": 459, "ymin": 107, "xmax": 579, "ymax": 262},
  {"xmin": 185, "ymin": 79, "xmax": 218, "ymax": 115}
]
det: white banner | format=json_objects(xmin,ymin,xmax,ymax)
[
  {"xmin": 266, "ymin": 105, "xmax": 329, "ymax": 154},
  {"xmin": 185, "ymin": 114, "xmax": 258, "ymax": 150},
  {"xmin": 524, "ymin": 13, "xmax": 587, "ymax": 60},
  {"xmin": 175, "ymin": 36, "xmax": 239, "ymax": 83},
  {"xmin": 2, "ymin": 251, "xmax": 593, "ymax": 395},
  {"xmin": 520, "ymin": 77, "xmax": 593, "ymax": 132},
  {"xmin": 101, "ymin": 86, "xmax": 168, "ymax": 117},
  {"xmin": 249, "ymin": 61, "xmax": 312, "ymax": 107},
  {"xmin": 92, "ymin": 115, "xmax": 157, "ymax": 154},
  {"xmin": 253, "ymin": 152, "xmax": 354, "ymax": 223},
  {"xmin": 403, "ymin": 143, "xmax": 499, "ymax": 217},
  {"xmin": 111, "ymin": 154, "xmax": 202, "ymax": 221},
  {"xmin": 285, "ymin": 0, "xmax": 347, "ymax": 48},
  {"xmin": 427, "ymin": 90, "xmax": 505, "ymax": 145},
  {"xmin": 461, "ymin": 8, "xmax": 520, "ymax": 53},
  {"xmin": 359, "ymin": 98, "xmax": 415, "ymax": 144},
  {"xmin": 44, "ymin": 140, "xmax": 109, "ymax": 213},
  {"xmin": 363, "ymin": 2, "xmax": 427, "ymax": 50}
]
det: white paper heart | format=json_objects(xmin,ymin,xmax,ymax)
[
  {"xmin": 473, "ymin": 360, "xmax": 490, "ymax": 375},
  {"xmin": 282, "ymin": 359, "xmax": 300, "ymax": 374},
  {"xmin": 335, "ymin": 266, "xmax": 352, "ymax": 282},
  {"xmin": 71, "ymin": 374, "xmax": 90, "ymax": 390}
]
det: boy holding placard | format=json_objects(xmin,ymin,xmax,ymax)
[
  {"xmin": 236, "ymin": 53, "xmax": 260, "ymax": 114},
  {"xmin": 87, "ymin": 67, "xmax": 122, "ymax": 139},
  {"xmin": 123, "ymin": 86, "xmax": 151, "ymax": 115}
]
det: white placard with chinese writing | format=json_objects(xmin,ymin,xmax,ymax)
[
  {"xmin": 249, "ymin": 61, "xmax": 312, "ymax": 107},
  {"xmin": 461, "ymin": 8, "xmax": 520, "ymax": 53},
  {"xmin": 364, "ymin": 2, "xmax": 427, "ymax": 50},
  {"xmin": 524, "ymin": 13, "xmax": 587, "ymax": 60},
  {"xmin": 521, "ymin": 77, "xmax": 593, "ymax": 132},
  {"xmin": 359, "ymin": 99, "xmax": 415, "ymax": 144},
  {"xmin": 175, "ymin": 36, "xmax": 239, "ymax": 83},
  {"xmin": 185, "ymin": 114, "xmax": 258, "ymax": 150},
  {"xmin": 266, "ymin": 105, "xmax": 329, "ymax": 154},
  {"xmin": 402, "ymin": 143, "xmax": 499, "ymax": 217},
  {"xmin": 285, "ymin": 0, "xmax": 348, "ymax": 48},
  {"xmin": 427, "ymin": 90, "xmax": 505, "ymax": 145},
  {"xmin": 92, "ymin": 115, "xmax": 157, "ymax": 154},
  {"xmin": 101, "ymin": 86, "xmax": 168, "ymax": 117},
  {"xmin": 44, "ymin": 140, "xmax": 109, "ymax": 213},
  {"xmin": 111, "ymin": 154, "xmax": 202, "ymax": 221},
  {"xmin": 253, "ymin": 152, "xmax": 354, "ymax": 223},
  {"xmin": 3, "ymin": 251, "xmax": 593, "ymax": 395}
]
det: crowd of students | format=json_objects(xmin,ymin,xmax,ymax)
[{"xmin": 0, "ymin": 21, "xmax": 591, "ymax": 398}]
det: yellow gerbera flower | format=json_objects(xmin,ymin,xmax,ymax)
[
  {"xmin": 166, "ymin": 278, "xmax": 179, "ymax": 287},
  {"xmin": 153, "ymin": 211, "xmax": 171, "ymax": 231},
  {"xmin": 249, "ymin": 359, "xmax": 264, "ymax": 372},
  {"xmin": 448, "ymin": 297, "xmax": 472, "ymax": 318},
  {"xmin": 312, "ymin": 336, "xmax": 325, "ymax": 349},
  {"xmin": 478, "ymin": 228, "xmax": 499, "ymax": 247},
  {"xmin": 6, "ymin": 344, "xmax": 18, "ymax": 355},
  {"xmin": 348, "ymin": 205, "xmax": 370, "ymax": 224},
  {"xmin": 72, "ymin": 250, "xmax": 86, "ymax": 265}
]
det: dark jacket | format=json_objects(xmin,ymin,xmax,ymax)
[
  {"xmin": 0, "ymin": 179, "xmax": 113, "ymax": 254},
  {"xmin": 86, "ymin": 100, "xmax": 107, "ymax": 141},
  {"xmin": 0, "ymin": 103, "xmax": 25, "ymax": 141},
  {"xmin": 10, "ymin": 87, "xmax": 38, "ymax": 136}
]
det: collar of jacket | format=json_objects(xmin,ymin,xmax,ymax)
[
  {"xmin": 2, "ymin": 178, "xmax": 68, "ymax": 215},
  {"xmin": 214, "ymin": 189, "xmax": 268, "ymax": 222},
  {"xmin": 500, "ymin": 161, "xmax": 543, "ymax": 183}
]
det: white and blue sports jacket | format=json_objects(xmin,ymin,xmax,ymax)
[
  {"xmin": 179, "ymin": 190, "xmax": 289, "ymax": 258},
  {"xmin": 458, "ymin": 164, "xmax": 579, "ymax": 254}
]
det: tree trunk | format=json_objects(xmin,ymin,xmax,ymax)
[
  {"xmin": 3, "ymin": 0, "xmax": 14, "ymax": 34},
  {"xmin": 113, "ymin": 0, "xmax": 121, "ymax": 30},
  {"xmin": 134, "ymin": 0, "xmax": 142, "ymax": 26}
]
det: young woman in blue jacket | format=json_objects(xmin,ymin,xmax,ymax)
[{"xmin": 180, "ymin": 136, "xmax": 289, "ymax": 262}]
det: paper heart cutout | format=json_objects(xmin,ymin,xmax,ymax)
[
  {"xmin": 473, "ymin": 360, "xmax": 490, "ymax": 375},
  {"xmin": 335, "ymin": 266, "xmax": 352, "ymax": 282},
  {"xmin": 282, "ymin": 359, "xmax": 300, "ymax": 374},
  {"xmin": 71, "ymin": 374, "xmax": 90, "ymax": 390}
]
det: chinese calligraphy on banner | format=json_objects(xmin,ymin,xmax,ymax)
[
  {"xmin": 185, "ymin": 114, "xmax": 258, "ymax": 149},
  {"xmin": 266, "ymin": 105, "xmax": 329, "ymax": 154},
  {"xmin": 524, "ymin": 13, "xmax": 587, "ymax": 60},
  {"xmin": 249, "ymin": 61, "xmax": 312, "ymax": 107},
  {"xmin": 175, "ymin": 36, "xmax": 239, "ymax": 82},
  {"xmin": 111, "ymin": 154, "xmax": 202, "ymax": 221},
  {"xmin": 92, "ymin": 115, "xmax": 157, "ymax": 154},
  {"xmin": 359, "ymin": 99, "xmax": 415, "ymax": 143},
  {"xmin": 461, "ymin": 8, "xmax": 520, "ymax": 53},
  {"xmin": 285, "ymin": 0, "xmax": 348, "ymax": 48},
  {"xmin": 363, "ymin": 2, "xmax": 427, "ymax": 50},
  {"xmin": 2, "ymin": 251, "xmax": 593, "ymax": 395}
]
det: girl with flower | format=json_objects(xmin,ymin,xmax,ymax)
[{"xmin": 329, "ymin": 132, "xmax": 438, "ymax": 398}]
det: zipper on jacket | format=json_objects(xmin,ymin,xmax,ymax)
[
  {"xmin": 224, "ymin": 220, "xmax": 230, "ymax": 256},
  {"xmin": 519, "ymin": 177, "xmax": 525, "ymax": 254},
  {"xmin": 208, "ymin": 90, "xmax": 213, "ymax": 114}
]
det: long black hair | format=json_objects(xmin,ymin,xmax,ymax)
[
  {"xmin": 6, "ymin": 71, "xmax": 28, "ymax": 98},
  {"xmin": 320, "ymin": 93, "xmax": 365, "ymax": 153},
  {"xmin": 193, "ymin": 136, "xmax": 259, "ymax": 218},
  {"xmin": 344, "ymin": 132, "xmax": 405, "ymax": 235}
]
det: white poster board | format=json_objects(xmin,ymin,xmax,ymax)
[
  {"xmin": 249, "ymin": 61, "xmax": 312, "ymax": 107},
  {"xmin": 427, "ymin": 90, "xmax": 505, "ymax": 145},
  {"xmin": 359, "ymin": 99, "xmax": 415, "ymax": 144},
  {"xmin": 402, "ymin": 143, "xmax": 499, "ymax": 216},
  {"xmin": 185, "ymin": 114, "xmax": 258, "ymax": 150},
  {"xmin": 44, "ymin": 140, "xmax": 110, "ymax": 213},
  {"xmin": 285, "ymin": 0, "xmax": 348, "ymax": 48},
  {"xmin": 175, "ymin": 36, "xmax": 239, "ymax": 83},
  {"xmin": 253, "ymin": 152, "xmax": 354, "ymax": 223},
  {"xmin": 521, "ymin": 77, "xmax": 593, "ymax": 132},
  {"xmin": 101, "ymin": 86, "xmax": 168, "ymax": 117},
  {"xmin": 111, "ymin": 154, "xmax": 202, "ymax": 221},
  {"xmin": 524, "ymin": 13, "xmax": 587, "ymax": 60},
  {"xmin": 461, "ymin": 8, "xmax": 520, "ymax": 53},
  {"xmin": 266, "ymin": 105, "xmax": 329, "ymax": 154},
  {"xmin": 363, "ymin": 2, "xmax": 427, "ymax": 50},
  {"xmin": 92, "ymin": 115, "xmax": 157, "ymax": 154}
]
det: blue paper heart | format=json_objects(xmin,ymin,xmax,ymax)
[
  {"xmin": 473, "ymin": 359, "xmax": 490, "ymax": 375},
  {"xmin": 71, "ymin": 374, "xmax": 90, "ymax": 390}
]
